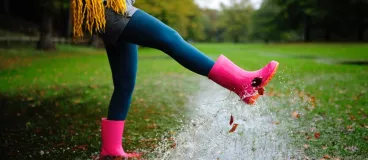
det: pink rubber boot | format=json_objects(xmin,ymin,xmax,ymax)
[
  {"xmin": 208, "ymin": 54, "xmax": 279, "ymax": 104},
  {"xmin": 100, "ymin": 118, "xmax": 141, "ymax": 159}
]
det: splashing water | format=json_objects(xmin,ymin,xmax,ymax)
[{"xmin": 150, "ymin": 73, "xmax": 307, "ymax": 160}]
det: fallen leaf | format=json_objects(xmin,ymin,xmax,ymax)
[
  {"xmin": 171, "ymin": 142, "xmax": 177, "ymax": 149},
  {"xmin": 34, "ymin": 128, "xmax": 42, "ymax": 134},
  {"xmin": 258, "ymin": 88, "xmax": 264, "ymax": 95},
  {"xmin": 292, "ymin": 111, "xmax": 300, "ymax": 119},
  {"xmin": 55, "ymin": 142, "xmax": 65, "ymax": 147},
  {"xmin": 309, "ymin": 96, "xmax": 316, "ymax": 107},
  {"xmin": 323, "ymin": 154, "xmax": 331, "ymax": 159},
  {"xmin": 229, "ymin": 124, "xmax": 239, "ymax": 133},
  {"xmin": 349, "ymin": 116, "xmax": 356, "ymax": 121},
  {"xmin": 303, "ymin": 144, "xmax": 309, "ymax": 149},
  {"xmin": 347, "ymin": 125, "xmax": 354, "ymax": 131},
  {"xmin": 273, "ymin": 121, "xmax": 280, "ymax": 125},
  {"xmin": 229, "ymin": 115, "xmax": 234, "ymax": 125},
  {"xmin": 75, "ymin": 144, "xmax": 88, "ymax": 151},
  {"xmin": 304, "ymin": 156, "xmax": 311, "ymax": 160},
  {"xmin": 306, "ymin": 135, "xmax": 312, "ymax": 140},
  {"xmin": 314, "ymin": 132, "xmax": 321, "ymax": 139},
  {"xmin": 147, "ymin": 123, "xmax": 157, "ymax": 129}
]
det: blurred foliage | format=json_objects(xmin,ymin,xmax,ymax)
[
  {"xmin": 218, "ymin": 0, "xmax": 254, "ymax": 43},
  {"xmin": 134, "ymin": 0, "xmax": 205, "ymax": 40},
  {"xmin": 1, "ymin": 0, "xmax": 368, "ymax": 47}
]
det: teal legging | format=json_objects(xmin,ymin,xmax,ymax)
[{"xmin": 106, "ymin": 9, "xmax": 215, "ymax": 120}]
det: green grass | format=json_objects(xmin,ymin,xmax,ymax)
[{"xmin": 1, "ymin": 43, "xmax": 367, "ymax": 159}]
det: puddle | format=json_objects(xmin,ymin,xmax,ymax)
[{"xmin": 150, "ymin": 76, "xmax": 306, "ymax": 160}]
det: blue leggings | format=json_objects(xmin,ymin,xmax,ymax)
[{"xmin": 106, "ymin": 10, "xmax": 215, "ymax": 120}]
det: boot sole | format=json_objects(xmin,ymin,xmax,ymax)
[{"xmin": 248, "ymin": 62, "xmax": 279, "ymax": 104}]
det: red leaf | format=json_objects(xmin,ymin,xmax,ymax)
[
  {"xmin": 72, "ymin": 144, "xmax": 88, "ymax": 151},
  {"xmin": 258, "ymin": 88, "xmax": 265, "ymax": 95},
  {"xmin": 314, "ymin": 132, "xmax": 321, "ymax": 139},
  {"xmin": 229, "ymin": 124, "xmax": 239, "ymax": 133},
  {"xmin": 229, "ymin": 115, "xmax": 234, "ymax": 125}
]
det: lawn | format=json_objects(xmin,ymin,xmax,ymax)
[{"xmin": 0, "ymin": 43, "xmax": 367, "ymax": 159}]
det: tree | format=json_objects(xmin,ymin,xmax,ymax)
[
  {"xmin": 219, "ymin": 0, "xmax": 254, "ymax": 43},
  {"xmin": 250, "ymin": 0, "xmax": 283, "ymax": 42},
  {"xmin": 201, "ymin": 9, "xmax": 222, "ymax": 42},
  {"xmin": 3, "ymin": 0, "xmax": 10, "ymax": 15},
  {"xmin": 134, "ymin": 0, "xmax": 204, "ymax": 40},
  {"xmin": 36, "ymin": 0, "xmax": 69, "ymax": 50}
]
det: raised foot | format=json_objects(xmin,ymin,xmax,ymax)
[{"xmin": 244, "ymin": 62, "xmax": 279, "ymax": 105}]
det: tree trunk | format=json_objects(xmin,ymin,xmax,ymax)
[
  {"xmin": 304, "ymin": 14, "xmax": 311, "ymax": 42},
  {"xmin": 264, "ymin": 39, "xmax": 269, "ymax": 44},
  {"xmin": 233, "ymin": 35, "xmax": 239, "ymax": 43},
  {"xmin": 4, "ymin": 0, "xmax": 10, "ymax": 14},
  {"xmin": 356, "ymin": 0, "xmax": 364, "ymax": 41},
  {"xmin": 357, "ymin": 2, "xmax": 364, "ymax": 41},
  {"xmin": 67, "ymin": 2, "xmax": 73, "ymax": 38},
  {"xmin": 37, "ymin": 14, "xmax": 56, "ymax": 51},
  {"xmin": 325, "ymin": 24, "xmax": 331, "ymax": 41},
  {"xmin": 358, "ymin": 24, "xmax": 364, "ymax": 42},
  {"xmin": 89, "ymin": 34, "xmax": 100, "ymax": 48}
]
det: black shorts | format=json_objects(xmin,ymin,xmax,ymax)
[{"xmin": 100, "ymin": 5, "xmax": 138, "ymax": 46}]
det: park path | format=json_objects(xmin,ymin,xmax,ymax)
[{"xmin": 154, "ymin": 77, "xmax": 305, "ymax": 160}]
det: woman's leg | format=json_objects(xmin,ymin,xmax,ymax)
[
  {"xmin": 119, "ymin": 9, "xmax": 279, "ymax": 105},
  {"xmin": 105, "ymin": 41, "xmax": 138, "ymax": 120},
  {"xmin": 120, "ymin": 10, "xmax": 215, "ymax": 77},
  {"xmin": 100, "ymin": 41, "xmax": 140, "ymax": 158}
]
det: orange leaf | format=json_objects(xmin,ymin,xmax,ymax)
[
  {"xmin": 323, "ymin": 154, "xmax": 331, "ymax": 159},
  {"xmin": 314, "ymin": 132, "xmax": 321, "ymax": 139},
  {"xmin": 349, "ymin": 116, "xmax": 356, "ymax": 121},
  {"xmin": 292, "ymin": 111, "xmax": 300, "ymax": 119},
  {"xmin": 347, "ymin": 125, "xmax": 353, "ymax": 129},
  {"xmin": 229, "ymin": 115, "xmax": 234, "ymax": 125},
  {"xmin": 229, "ymin": 124, "xmax": 239, "ymax": 133},
  {"xmin": 310, "ymin": 96, "xmax": 316, "ymax": 107}
]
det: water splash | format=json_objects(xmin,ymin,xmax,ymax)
[{"xmin": 150, "ymin": 76, "xmax": 306, "ymax": 160}]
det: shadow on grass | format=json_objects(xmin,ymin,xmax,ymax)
[
  {"xmin": 0, "ymin": 88, "xmax": 105, "ymax": 159},
  {"xmin": 0, "ymin": 85, "xmax": 182, "ymax": 160}
]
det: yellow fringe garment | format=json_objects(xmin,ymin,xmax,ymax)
[{"xmin": 71, "ymin": 0, "xmax": 127, "ymax": 40}]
